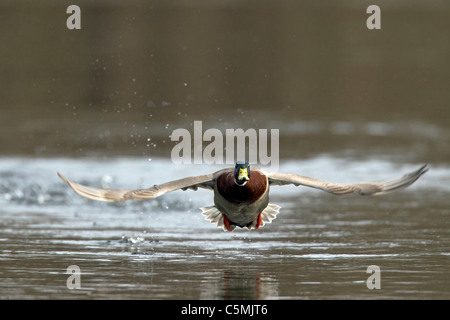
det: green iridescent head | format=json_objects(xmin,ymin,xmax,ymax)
[{"xmin": 234, "ymin": 161, "xmax": 250, "ymax": 186}]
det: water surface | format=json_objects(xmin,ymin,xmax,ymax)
[{"xmin": 1, "ymin": 157, "xmax": 448, "ymax": 299}]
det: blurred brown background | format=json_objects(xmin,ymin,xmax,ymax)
[{"xmin": 1, "ymin": 0, "xmax": 449, "ymax": 163}]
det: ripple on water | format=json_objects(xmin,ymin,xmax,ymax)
[{"xmin": 0, "ymin": 157, "xmax": 448, "ymax": 299}]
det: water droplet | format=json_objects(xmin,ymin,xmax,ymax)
[{"xmin": 38, "ymin": 194, "xmax": 51, "ymax": 204}]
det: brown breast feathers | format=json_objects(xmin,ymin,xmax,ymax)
[{"xmin": 216, "ymin": 170, "xmax": 267, "ymax": 204}]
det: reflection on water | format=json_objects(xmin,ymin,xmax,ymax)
[
  {"xmin": 0, "ymin": 157, "xmax": 448, "ymax": 299},
  {"xmin": 198, "ymin": 270, "xmax": 279, "ymax": 300}
]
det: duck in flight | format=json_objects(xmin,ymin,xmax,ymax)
[{"xmin": 58, "ymin": 162, "xmax": 428, "ymax": 232}]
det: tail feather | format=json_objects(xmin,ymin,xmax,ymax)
[
  {"xmin": 201, "ymin": 204, "xmax": 282, "ymax": 232},
  {"xmin": 200, "ymin": 206, "xmax": 236, "ymax": 231},
  {"xmin": 260, "ymin": 203, "xmax": 281, "ymax": 227},
  {"xmin": 247, "ymin": 203, "xmax": 281, "ymax": 230}
]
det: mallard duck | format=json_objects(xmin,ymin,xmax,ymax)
[{"xmin": 57, "ymin": 162, "xmax": 428, "ymax": 232}]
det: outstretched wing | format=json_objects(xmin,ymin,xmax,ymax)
[
  {"xmin": 57, "ymin": 171, "xmax": 218, "ymax": 202},
  {"xmin": 266, "ymin": 164, "xmax": 428, "ymax": 196}
]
